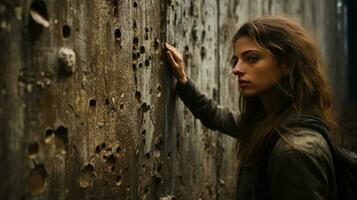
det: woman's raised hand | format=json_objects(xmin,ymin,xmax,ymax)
[{"xmin": 165, "ymin": 43, "xmax": 188, "ymax": 84}]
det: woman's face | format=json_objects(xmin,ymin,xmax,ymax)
[{"xmin": 232, "ymin": 36, "xmax": 282, "ymax": 96}]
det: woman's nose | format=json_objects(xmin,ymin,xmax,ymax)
[{"xmin": 232, "ymin": 62, "xmax": 245, "ymax": 76}]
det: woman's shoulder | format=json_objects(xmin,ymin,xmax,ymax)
[
  {"xmin": 271, "ymin": 127, "xmax": 331, "ymax": 159},
  {"xmin": 267, "ymin": 129, "xmax": 338, "ymax": 200},
  {"xmin": 267, "ymin": 127, "xmax": 335, "ymax": 183}
]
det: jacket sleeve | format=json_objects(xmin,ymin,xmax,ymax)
[
  {"xmin": 176, "ymin": 78, "xmax": 241, "ymax": 139},
  {"xmin": 268, "ymin": 142, "xmax": 334, "ymax": 200}
]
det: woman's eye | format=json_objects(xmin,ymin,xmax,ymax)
[{"xmin": 247, "ymin": 55, "xmax": 260, "ymax": 63}]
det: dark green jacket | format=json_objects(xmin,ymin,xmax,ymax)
[{"xmin": 176, "ymin": 78, "xmax": 338, "ymax": 200}]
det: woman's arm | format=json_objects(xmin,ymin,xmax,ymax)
[
  {"xmin": 176, "ymin": 78, "xmax": 240, "ymax": 139},
  {"xmin": 165, "ymin": 42, "xmax": 241, "ymax": 139}
]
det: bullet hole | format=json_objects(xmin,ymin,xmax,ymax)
[
  {"xmin": 135, "ymin": 91, "xmax": 141, "ymax": 101},
  {"xmin": 141, "ymin": 103, "xmax": 150, "ymax": 112},
  {"xmin": 116, "ymin": 146, "xmax": 122, "ymax": 155},
  {"xmin": 55, "ymin": 126, "xmax": 69, "ymax": 153},
  {"xmin": 133, "ymin": 37, "xmax": 139, "ymax": 45},
  {"xmin": 132, "ymin": 53, "xmax": 138, "ymax": 60},
  {"xmin": 144, "ymin": 33, "xmax": 149, "ymax": 40},
  {"xmin": 79, "ymin": 164, "xmax": 96, "ymax": 189},
  {"xmin": 136, "ymin": 52, "xmax": 141, "ymax": 59},
  {"xmin": 174, "ymin": 13, "xmax": 177, "ymax": 25},
  {"xmin": 44, "ymin": 129, "xmax": 55, "ymax": 143},
  {"xmin": 167, "ymin": 152, "xmax": 172, "ymax": 158},
  {"xmin": 155, "ymin": 137, "xmax": 161, "ymax": 147},
  {"xmin": 44, "ymin": 126, "xmax": 68, "ymax": 150},
  {"xmin": 132, "ymin": 64, "xmax": 137, "ymax": 72},
  {"xmin": 144, "ymin": 59, "xmax": 150, "ymax": 67},
  {"xmin": 184, "ymin": 45, "xmax": 189, "ymax": 52},
  {"xmin": 89, "ymin": 99, "xmax": 97, "ymax": 107},
  {"xmin": 189, "ymin": 1, "xmax": 195, "ymax": 16},
  {"xmin": 62, "ymin": 24, "xmax": 71, "ymax": 38},
  {"xmin": 154, "ymin": 39, "xmax": 160, "ymax": 50},
  {"xmin": 95, "ymin": 142, "xmax": 106, "ymax": 154},
  {"xmin": 156, "ymin": 84, "xmax": 162, "ymax": 98},
  {"xmin": 144, "ymin": 152, "xmax": 151, "ymax": 159},
  {"xmin": 105, "ymin": 98, "xmax": 110, "ymax": 105},
  {"xmin": 144, "ymin": 186, "xmax": 149, "ymax": 194},
  {"xmin": 30, "ymin": 0, "xmax": 49, "ymax": 26},
  {"xmin": 133, "ymin": 19, "xmax": 137, "ymax": 29},
  {"xmin": 201, "ymin": 30, "xmax": 206, "ymax": 42},
  {"xmin": 133, "ymin": 1, "xmax": 138, "ymax": 8},
  {"xmin": 28, "ymin": 142, "xmax": 39, "ymax": 159},
  {"xmin": 120, "ymin": 104, "xmax": 124, "ymax": 109},
  {"xmin": 105, "ymin": 154, "xmax": 116, "ymax": 171},
  {"xmin": 95, "ymin": 145, "xmax": 101, "ymax": 154},
  {"xmin": 192, "ymin": 26, "xmax": 199, "ymax": 42},
  {"xmin": 58, "ymin": 47, "xmax": 76, "ymax": 74},
  {"xmin": 183, "ymin": 30, "xmax": 186, "ymax": 38},
  {"xmin": 27, "ymin": 164, "xmax": 48, "ymax": 195},
  {"xmin": 138, "ymin": 63, "xmax": 143, "ymax": 69},
  {"xmin": 116, "ymin": 175, "xmax": 123, "ymax": 186},
  {"xmin": 200, "ymin": 46, "xmax": 206, "ymax": 60},
  {"xmin": 115, "ymin": 28, "xmax": 121, "ymax": 42},
  {"xmin": 101, "ymin": 142, "xmax": 107, "ymax": 150},
  {"xmin": 29, "ymin": 0, "xmax": 49, "ymax": 40},
  {"xmin": 140, "ymin": 46, "xmax": 145, "ymax": 54}
]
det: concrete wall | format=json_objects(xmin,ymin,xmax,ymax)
[{"xmin": 0, "ymin": 0, "xmax": 346, "ymax": 199}]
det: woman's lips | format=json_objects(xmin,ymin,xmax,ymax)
[{"xmin": 238, "ymin": 80, "xmax": 251, "ymax": 88}]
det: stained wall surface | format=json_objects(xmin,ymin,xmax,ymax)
[{"xmin": 0, "ymin": 0, "xmax": 347, "ymax": 199}]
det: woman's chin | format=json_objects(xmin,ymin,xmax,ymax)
[{"xmin": 240, "ymin": 89, "xmax": 259, "ymax": 97}]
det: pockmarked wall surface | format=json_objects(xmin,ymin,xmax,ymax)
[{"xmin": 0, "ymin": 0, "xmax": 346, "ymax": 199}]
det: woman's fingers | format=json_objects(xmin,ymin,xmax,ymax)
[
  {"xmin": 165, "ymin": 43, "xmax": 188, "ymax": 84},
  {"xmin": 166, "ymin": 51, "xmax": 178, "ymax": 69},
  {"xmin": 165, "ymin": 43, "xmax": 183, "ymax": 63}
]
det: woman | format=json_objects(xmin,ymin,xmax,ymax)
[{"xmin": 165, "ymin": 16, "xmax": 339, "ymax": 200}]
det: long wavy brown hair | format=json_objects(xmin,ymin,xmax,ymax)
[{"xmin": 232, "ymin": 16, "xmax": 339, "ymax": 165}]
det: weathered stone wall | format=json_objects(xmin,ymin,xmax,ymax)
[{"xmin": 0, "ymin": 0, "xmax": 346, "ymax": 199}]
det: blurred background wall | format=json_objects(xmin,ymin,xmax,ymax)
[{"xmin": 0, "ymin": 0, "xmax": 350, "ymax": 199}]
